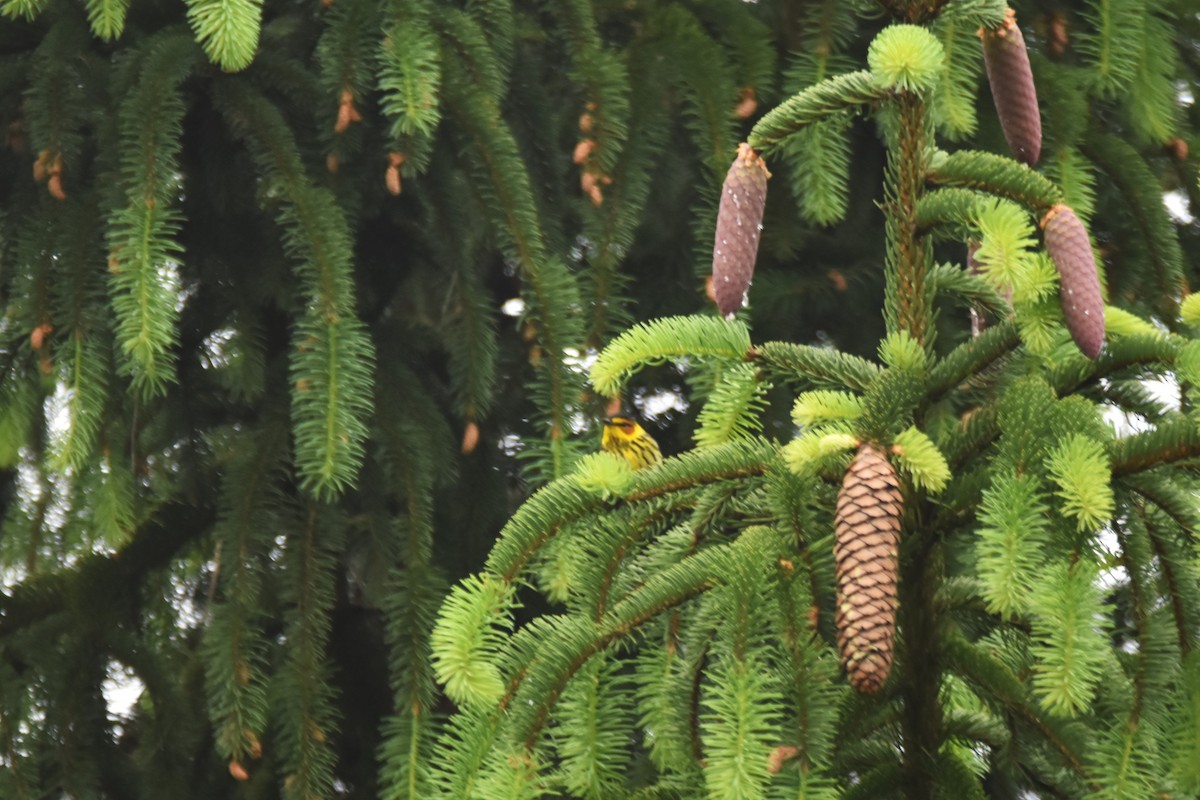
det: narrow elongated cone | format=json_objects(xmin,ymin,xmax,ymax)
[
  {"xmin": 835, "ymin": 444, "xmax": 902, "ymax": 693},
  {"xmin": 980, "ymin": 9, "xmax": 1041, "ymax": 166},
  {"xmin": 1042, "ymin": 204, "xmax": 1104, "ymax": 358},
  {"xmin": 711, "ymin": 143, "xmax": 769, "ymax": 318}
]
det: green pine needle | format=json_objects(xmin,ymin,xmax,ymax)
[
  {"xmin": 782, "ymin": 430, "xmax": 858, "ymax": 475},
  {"xmin": 1104, "ymin": 306, "xmax": 1160, "ymax": 339},
  {"xmin": 186, "ymin": 0, "xmax": 263, "ymax": 72},
  {"xmin": 878, "ymin": 330, "xmax": 926, "ymax": 371},
  {"xmin": 694, "ymin": 363, "xmax": 771, "ymax": 448},
  {"xmin": 1030, "ymin": 559, "xmax": 1109, "ymax": 716},
  {"xmin": 973, "ymin": 199, "xmax": 1038, "ymax": 293},
  {"xmin": 973, "ymin": 472, "xmax": 1049, "ymax": 617},
  {"xmin": 1046, "ymin": 435, "xmax": 1115, "ymax": 532},
  {"xmin": 791, "ymin": 390, "xmax": 863, "ymax": 428},
  {"xmin": 1181, "ymin": 294, "xmax": 1200, "ymax": 328},
  {"xmin": 867, "ymin": 24, "xmax": 945, "ymax": 94},
  {"xmin": 591, "ymin": 315, "xmax": 751, "ymax": 398},
  {"xmin": 573, "ymin": 452, "xmax": 636, "ymax": 498},
  {"xmin": 892, "ymin": 427, "xmax": 950, "ymax": 493},
  {"xmin": 430, "ymin": 574, "xmax": 515, "ymax": 708}
]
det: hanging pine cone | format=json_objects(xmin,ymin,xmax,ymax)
[
  {"xmin": 980, "ymin": 9, "xmax": 1041, "ymax": 166},
  {"xmin": 1042, "ymin": 204, "xmax": 1104, "ymax": 358},
  {"xmin": 711, "ymin": 143, "xmax": 769, "ymax": 318},
  {"xmin": 835, "ymin": 444, "xmax": 902, "ymax": 694}
]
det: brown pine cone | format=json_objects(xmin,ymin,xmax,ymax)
[
  {"xmin": 835, "ymin": 444, "xmax": 902, "ymax": 694},
  {"xmin": 711, "ymin": 143, "xmax": 769, "ymax": 318},
  {"xmin": 981, "ymin": 9, "xmax": 1042, "ymax": 166},
  {"xmin": 1042, "ymin": 204, "xmax": 1104, "ymax": 358}
]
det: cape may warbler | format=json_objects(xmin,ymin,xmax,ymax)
[{"xmin": 601, "ymin": 416, "xmax": 662, "ymax": 470}]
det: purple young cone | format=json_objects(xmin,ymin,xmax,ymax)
[
  {"xmin": 1043, "ymin": 204, "xmax": 1105, "ymax": 358},
  {"xmin": 711, "ymin": 143, "xmax": 769, "ymax": 318},
  {"xmin": 981, "ymin": 10, "xmax": 1042, "ymax": 166}
]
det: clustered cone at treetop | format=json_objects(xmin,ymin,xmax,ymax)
[
  {"xmin": 980, "ymin": 9, "xmax": 1041, "ymax": 166},
  {"xmin": 706, "ymin": 5, "xmax": 1099, "ymax": 693},
  {"xmin": 710, "ymin": 142, "xmax": 770, "ymax": 318},
  {"xmin": 834, "ymin": 444, "xmax": 902, "ymax": 694}
]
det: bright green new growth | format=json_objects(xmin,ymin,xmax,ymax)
[
  {"xmin": 791, "ymin": 390, "xmax": 863, "ymax": 428},
  {"xmin": 573, "ymin": 452, "xmax": 635, "ymax": 498},
  {"xmin": 3, "ymin": 0, "xmax": 1200, "ymax": 797},
  {"xmin": 1103, "ymin": 306, "xmax": 1159, "ymax": 339},
  {"xmin": 973, "ymin": 472, "xmax": 1049, "ymax": 617},
  {"xmin": 1181, "ymin": 293, "xmax": 1200, "ymax": 327},
  {"xmin": 782, "ymin": 430, "xmax": 858, "ymax": 475},
  {"xmin": 430, "ymin": 575, "xmax": 515, "ymax": 707},
  {"xmin": 868, "ymin": 24, "xmax": 945, "ymax": 94},
  {"xmin": 1047, "ymin": 435, "xmax": 1115, "ymax": 532},
  {"xmin": 694, "ymin": 363, "xmax": 771, "ymax": 448},
  {"xmin": 185, "ymin": 0, "xmax": 263, "ymax": 71},
  {"xmin": 893, "ymin": 427, "xmax": 949, "ymax": 493},
  {"xmin": 877, "ymin": 330, "xmax": 927, "ymax": 371},
  {"xmin": 589, "ymin": 315, "xmax": 751, "ymax": 397},
  {"xmin": 1030, "ymin": 560, "xmax": 1109, "ymax": 716},
  {"xmin": 972, "ymin": 199, "xmax": 1038, "ymax": 293}
]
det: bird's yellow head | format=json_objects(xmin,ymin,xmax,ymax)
[{"xmin": 601, "ymin": 416, "xmax": 662, "ymax": 470}]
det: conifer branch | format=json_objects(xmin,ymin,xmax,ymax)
[
  {"xmin": 927, "ymin": 150, "xmax": 1063, "ymax": 213},
  {"xmin": 1111, "ymin": 418, "xmax": 1200, "ymax": 477},
  {"xmin": 1083, "ymin": 132, "xmax": 1185, "ymax": 319},
  {"xmin": 439, "ymin": 26, "xmax": 583, "ymax": 478},
  {"xmin": 884, "ymin": 92, "xmax": 934, "ymax": 346},
  {"xmin": 0, "ymin": 502, "xmax": 215, "ymax": 639},
  {"xmin": 212, "ymin": 79, "xmax": 375, "ymax": 499},
  {"xmin": 749, "ymin": 71, "xmax": 884, "ymax": 152},
  {"xmin": 753, "ymin": 342, "xmax": 880, "ymax": 391},
  {"xmin": 942, "ymin": 632, "xmax": 1098, "ymax": 790},
  {"xmin": 108, "ymin": 33, "xmax": 198, "ymax": 398}
]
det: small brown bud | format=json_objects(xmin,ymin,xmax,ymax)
[
  {"xmin": 580, "ymin": 170, "xmax": 603, "ymax": 206},
  {"xmin": 461, "ymin": 421, "xmax": 480, "ymax": 454},
  {"xmin": 229, "ymin": 762, "xmax": 249, "ymax": 781},
  {"xmin": 767, "ymin": 745, "xmax": 800, "ymax": 774},
  {"xmin": 244, "ymin": 730, "xmax": 263, "ymax": 759},
  {"xmin": 605, "ymin": 394, "xmax": 623, "ymax": 418},
  {"xmin": 573, "ymin": 139, "xmax": 595, "ymax": 165},
  {"xmin": 7, "ymin": 121, "xmax": 25, "ymax": 154},
  {"xmin": 30, "ymin": 323, "xmax": 52, "ymax": 351},
  {"xmin": 1048, "ymin": 12, "xmax": 1069, "ymax": 56},
  {"xmin": 325, "ymin": 153, "xmax": 339, "ymax": 174},
  {"xmin": 47, "ymin": 173, "xmax": 66, "ymax": 201},
  {"xmin": 734, "ymin": 87, "xmax": 757, "ymax": 120},
  {"xmin": 33, "ymin": 149, "xmax": 50, "ymax": 182},
  {"xmin": 386, "ymin": 165, "xmax": 402, "ymax": 196},
  {"xmin": 578, "ymin": 112, "xmax": 594, "ymax": 134}
]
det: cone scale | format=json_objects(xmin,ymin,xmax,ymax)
[
  {"xmin": 711, "ymin": 143, "xmax": 769, "ymax": 318},
  {"xmin": 980, "ymin": 9, "xmax": 1041, "ymax": 166},
  {"xmin": 834, "ymin": 444, "xmax": 902, "ymax": 693}
]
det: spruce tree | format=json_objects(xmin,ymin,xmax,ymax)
[{"xmin": 0, "ymin": 0, "xmax": 1198, "ymax": 798}]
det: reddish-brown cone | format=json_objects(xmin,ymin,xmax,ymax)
[
  {"xmin": 835, "ymin": 444, "xmax": 902, "ymax": 694},
  {"xmin": 1042, "ymin": 204, "xmax": 1104, "ymax": 358},
  {"xmin": 711, "ymin": 143, "xmax": 769, "ymax": 318},
  {"xmin": 981, "ymin": 10, "xmax": 1042, "ymax": 166}
]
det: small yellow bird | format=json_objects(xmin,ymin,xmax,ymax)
[{"xmin": 601, "ymin": 416, "xmax": 662, "ymax": 470}]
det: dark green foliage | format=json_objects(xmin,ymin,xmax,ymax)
[{"xmin": 1, "ymin": 0, "xmax": 1199, "ymax": 798}]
